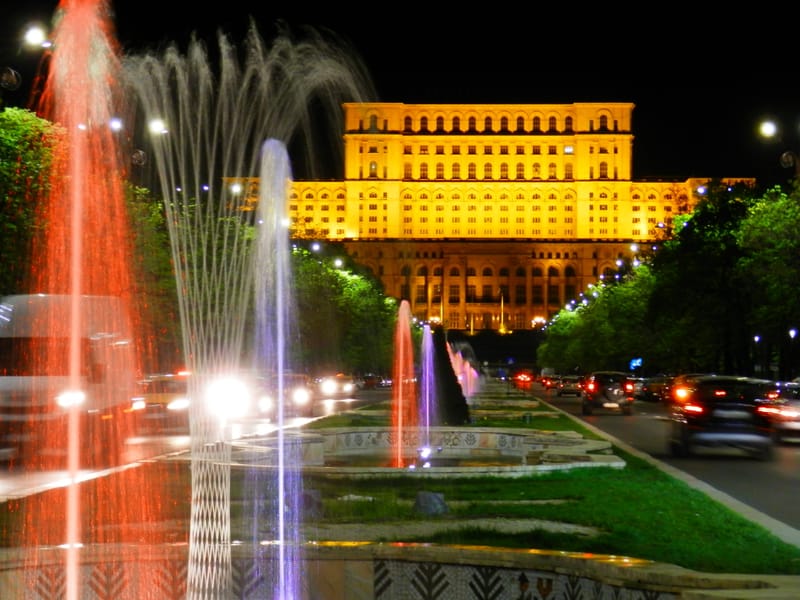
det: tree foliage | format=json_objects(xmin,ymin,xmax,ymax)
[
  {"xmin": 538, "ymin": 179, "xmax": 800, "ymax": 379},
  {"xmin": 0, "ymin": 107, "xmax": 63, "ymax": 294}
]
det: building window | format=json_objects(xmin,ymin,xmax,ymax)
[{"xmin": 448, "ymin": 285, "xmax": 460, "ymax": 304}]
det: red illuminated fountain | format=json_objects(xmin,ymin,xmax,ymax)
[
  {"xmin": 5, "ymin": 2, "xmax": 177, "ymax": 599},
  {"xmin": 391, "ymin": 300, "xmax": 417, "ymax": 467}
]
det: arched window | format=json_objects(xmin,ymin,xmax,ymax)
[
  {"xmin": 482, "ymin": 267, "xmax": 493, "ymax": 276},
  {"xmin": 548, "ymin": 116, "xmax": 557, "ymax": 132},
  {"xmin": 435, "ymin": 116, "xmax": 445, "ymax": 131},
  {"xmin": 401, "ymin": 265, "xmax": 412, "ymax": 276},
  {"xmin": 417, "ymin": 266, "xmax": 428, "ymax": 276},
  {"xmin": 452, "ymin": 116, "xmax": 461, "ymax": 132},
  {"xmin": 449, "ymin": 266, "xmax": 460, "ymax": 276},
  {"xmin": 484, "ymin": 163, "xmax": 493, "ymax": 179},
  {"xmin": 516, "ymin": 163, "xmax": 525, "ymax": 179},
  {"xmin": 403, "ymin": 116, "xmax": 412, "ymax": 131},
  {"xmin": 532, "ymin": 116, "xmax": 541, "ymax": 132},
  {"xmin": 484, "ymin": 116, "xmax": 493, "ymax": 132},
  {"xmin": 565, "ymin": 265, "xmax": 576, "ymax": 277}
]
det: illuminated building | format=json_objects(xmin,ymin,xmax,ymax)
[{"xmin": 236, "ymin": 102, "xmax": 753, "ymax": 331}]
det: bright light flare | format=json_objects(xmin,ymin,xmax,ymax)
[
  {"xmin": 56, "ymin": 390, "xmax": 86, "ymax": 408},
  {"xmin": 205, "ymin": 376, "xmax": 251, "ymax": 420}
]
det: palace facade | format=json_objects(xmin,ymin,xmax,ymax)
[{"xmin": 238, "ymin": 102, "xmax": 752, "ymax": 332}]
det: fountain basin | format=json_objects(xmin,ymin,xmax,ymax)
[
  {"xmin": 228, "ymin": 426, "xmax": 624, "ymax": 477},
  {"xmin": 1, "ymin": 540, "xmax": 790, "ymax": 599}
]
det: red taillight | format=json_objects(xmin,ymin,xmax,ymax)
[
  {"xmin": 684, "ymin": 403, "xmax": 704, "ymax": 414},
  {"xmin": 673, "ymin": 387, "xmax": 691, "ymax": 401},
  {"xmin": 586, "ymin": 381, "xmax": 596, "ymax": 392},
  {"xmin": 624, "ymin": 382, "xmax": 634, "ymax": 393},
  {"xmin": 712, "ymin": 389, "xmax": 727, "ymax": 397}
]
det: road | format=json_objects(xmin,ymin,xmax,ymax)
[
  {"xmin": 541, "ymin": 386, "xmax": 800, "ymax": 532},
  {"xmin": 0, "ymin": 388, "xmax": 391, "ymax": 502}
]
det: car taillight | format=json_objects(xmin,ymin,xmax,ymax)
[
  {"xmin": 759, "ymin": 404, "xmax": 799, "ymax": 419},
  {"xmin": 684, "ymin": 403, "xmax": 704, "ymax": 414},
  {"xmin": 624, "ymin": 382, "xmax": 634, "ymax": 393},
  {"xmin": 586, "ymin": 382, "xmax": 596, "ymax": 392},
  {"xmin": 673, "ymin": 387, "xmax": 691, "ymax": 401}
]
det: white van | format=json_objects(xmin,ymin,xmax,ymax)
[{"xmin": 0, "ymin": 294, "xmax": 136, "ymax": 466}]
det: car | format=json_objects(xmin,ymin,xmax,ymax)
[
  {"xmin": 666, "ymin": 374, "xmax": 780, "ymax": 460},
  {"xmin": 511, "ymin": 369, "xmax": 534, "ymax": 391},
  {"xmin": 556, "ymin": 375, "xmax": 583, "ymax": 397},
  {"xmin": 581, "ymin": 371, "xmax": 635, "ymax": 415},
  {"xmin": 315, "ymin": 373, "xmax": 359, "ymax": 399},
  {"xmin": 765, "ymin": 381, "xmax": 800, "ymax": 443},
  {"xmin": 660, "ymin": 373, "xmax": 713, "ymax": 404},
  {"xmin": 256, "ymin": 372, "xmax": 315, "ymax": 418},
  {"xmin": 130, "ymin": 371, "xmax": 192, "ymax": 434},
  {"xmin": 638, "ymin": 375, "xmax": 673, "ymax": 402},
  {"xmin": 540, "ymin": 374, "xmax": 561, "ymax": 390}
]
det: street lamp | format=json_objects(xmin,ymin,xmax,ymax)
[{"xmin": 759, "ymin": 119, "xmax": 800, "ymax": 178}]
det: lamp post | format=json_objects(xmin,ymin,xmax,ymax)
[
  {"xmin": 1, "ymin": 24, "xmax": 50, "ymax": 105},
  {"xmin": 759, "ymin": 119, "xmax": 800, "ymax": 179}
]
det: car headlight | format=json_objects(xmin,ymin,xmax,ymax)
[
  {"xmin": 167, "ymin": 397, "xmax": 190, "ymax": 411},
  {"xmin": 292, "ymin": 387, "xmax": 311, "ymax": 407},
  {"xmin": 258, "ymin": 393, "xmax": 275, "ymax": 414},
  {"xmin": 320, "ymin": 379, "xmax": 337, "ymax": 395},
  {"xmin": 56, "ymin": 389, "xmax": 86, "ymax": 408},
  {"xmin": 205, "ymin": 376, "xmax": 251, "ymax": 420}
]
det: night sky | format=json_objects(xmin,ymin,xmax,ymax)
[{"xmin": 2, "ymin": 2, "xmax": 798, "ymax": 189}]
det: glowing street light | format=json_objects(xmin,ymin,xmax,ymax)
[{"xmin": 759, "ymin": 119, "xmax": 800, "ymax": 177}]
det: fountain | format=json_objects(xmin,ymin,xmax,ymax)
[
  {"xmin": 2, "ymin": 1, "xmax": 374, "ymax": 598},
  {"xmin": 0, "ymin": 4, "xmax": 694, "ymax": 599},
  {"xmin": 390, "ymin": 300, "xmax": 417, "ymax": 467},
  {"xmin": 123, "ymin": 10, "xmax": 378, "ymax": 600}
]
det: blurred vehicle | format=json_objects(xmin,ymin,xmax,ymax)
[
  {"xmin": 540, "ymin": 374, "xmax": 561, "ymax": 390},
  {"xmin": 667, "ymin": 374, "xmax": 780, "ymax": 460},
  {"xmin": 0, "ymin": 294, "xmax": 136, "ymax": 467},
  {"xmin": 512, "ymin": 369, "xmax": 534, "ymax": 391},
  {"xmin": 257, "ymin": 372, "xmax": 315, "ymax": 418},
  {"xmin": 581, "ymin": 371, "xmax": 635, "ymax": 415},
  {"xmin": 316, "ymin": 373, "xmax": 359, "ymax": 399},
  {"xmin": 637, "ymin": 375, "xmax": 673, "ymax": 402},
  {"xmin": 130, "ymin": 371, "xmax": 191, "ymax": 434},
  {"xmin": 130, "ymin": 370, "xmax": 315, "ymax": 429},
  {"xmin": 631, "ymin": 377, "xmax": 646, "ymax": 399},
  {"xmin": 765, "ymin": 381, "xmax": 800, "ymax": 443},
  {"xmin": 359, "ymin": 373, "xmax": 391, "ymax": 390},
  {"xmin": 661, "ymin": 373, "xmax": 714, "ymax": 404},
  {"xmin": 556, "ymin": 375, "xmax": 583, "ymax": 397}
]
